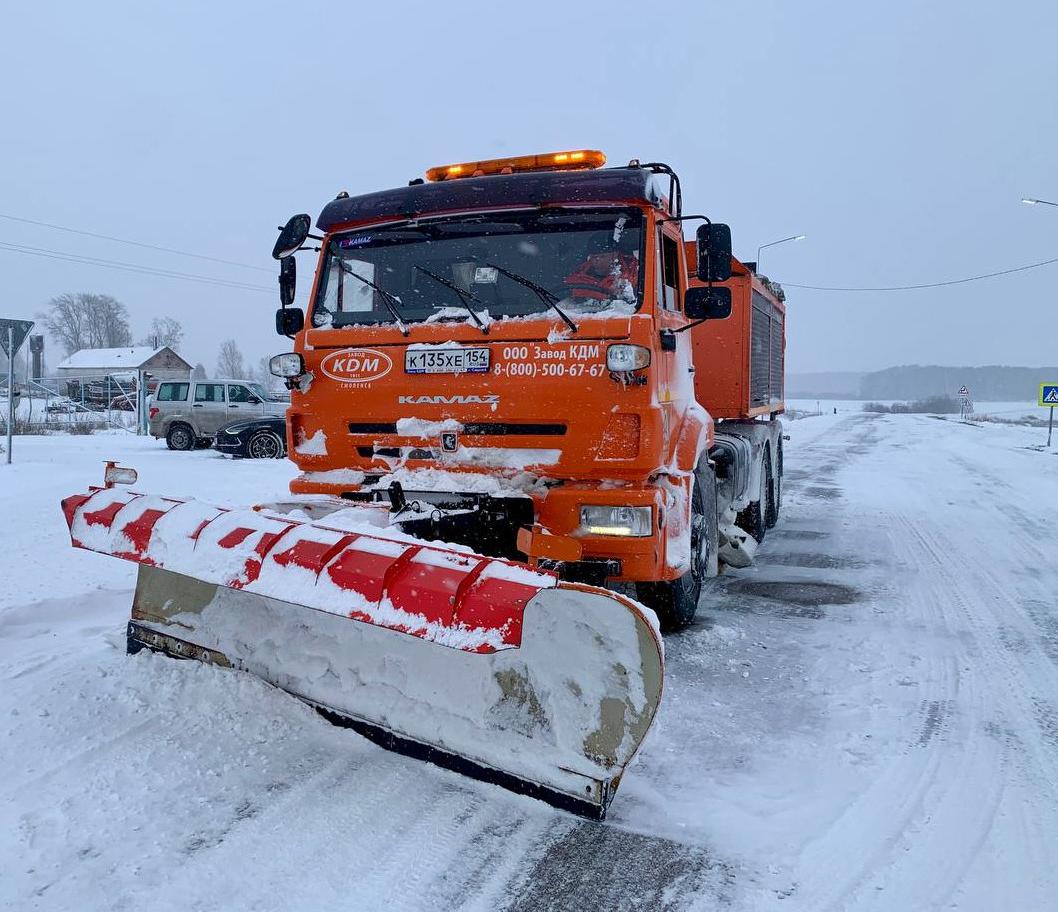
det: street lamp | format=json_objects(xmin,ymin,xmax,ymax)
[
  {"xmin": 1022, "ymin": 197, "xmax": 1058, "ymax": 207},
  {"xmin": 756, "ymin": 234, "xmax": 806, "ymax": 273}
]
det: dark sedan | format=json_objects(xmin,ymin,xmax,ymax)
[{"xmin": 213, "ymin": 416, "xmax": 288, "ymax": 459}]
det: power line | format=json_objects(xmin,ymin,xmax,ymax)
[
  {"xmin": 0, "ymin": 240, "xmax": 274, "ymax": 294},
  {"xmin": 782, "ymin": 254, "xmax": 1058, "ymax": 291},
  {"xmin": 0, "ymin": 212, "xmax": 273, "ymax": 273}
]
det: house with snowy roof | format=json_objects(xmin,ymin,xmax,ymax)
[{"xmin": 55, "ymin": 346, "xmax": 192, "ymax": 381}]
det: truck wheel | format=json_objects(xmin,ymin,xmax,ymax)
[
  {"xmin": 737, "ymin": 449, "xmax": 770, "ymax": 543},
  {"xmin": 636, "ymin": 478, "xmax": 709, "ymax": 632},
  {"xmin": 166, "ymin": 423, "xmax": 195, "ymax": 451}
]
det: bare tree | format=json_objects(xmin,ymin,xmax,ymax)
[
  {"xmin": 192, "ymin": 362, "xmax": 207, "ymax": 380},
  {"xmin": 256, "ymin": 356, "xmax": 272, "ymax": 388},
  {"xmin": 39, "ymin": 293, "xmax": 132, "ymax": 355},
  {"xmin": 140, "ymin": 316, "xmax": 184, "ymax": 351},
  {"xmin": 216, "ymin": 339, "xmax": 247, "ymax": 379}
]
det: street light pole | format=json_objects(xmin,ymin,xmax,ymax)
[{"xmin": 756, "ymin": 234, "xmax": 806, "ymax": 273}]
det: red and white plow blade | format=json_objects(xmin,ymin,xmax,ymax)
[{"xmin": 61, "ymin": 485, "xmax": 664, "ymax": 818}]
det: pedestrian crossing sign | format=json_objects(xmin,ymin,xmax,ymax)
[{"xmin": 1040, "ymin": 384, "xmax": 1058, "ymax": 406}]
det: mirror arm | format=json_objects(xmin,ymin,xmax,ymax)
[
  {"xmin": 276, "ymin": 227, "xmax": 324, "ymax": 242},
  {"xmin": 656, "ymin": 213, "xmax": 712, "ymax": 226},
  {"xmin": 672, "ymin": 318, "xmax": 709, "ymax": 334}
]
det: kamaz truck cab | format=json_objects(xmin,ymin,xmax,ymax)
[{"xmin": 268, "ymin": 149, "xmax": 782, "ymax": 629}]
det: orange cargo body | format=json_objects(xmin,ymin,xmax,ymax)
[{"xmin": 684, "ymin": 247, "xmax": 786, "ymax": 420}]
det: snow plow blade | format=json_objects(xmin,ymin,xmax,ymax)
[{"xmin": 61, "ymin": 484, "xmax": 664, "ymax": 819}]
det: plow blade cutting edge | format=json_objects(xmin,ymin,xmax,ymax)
[{"xmin": 61, "ymin": 484, "xmax": 664, "ymax": 818}]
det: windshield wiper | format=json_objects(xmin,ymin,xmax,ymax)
[
  {"xmin": 414, "ymin": 265, "xmax": 490, "ymax": 334},
  {"xmin": 486, "ymin": 263, "xmax": 577, "ymax": 332},
  {"xmin": 336, "ymin": 260, "xmax": 409, "ymax": 336}
]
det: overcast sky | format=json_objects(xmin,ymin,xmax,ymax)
[{"xmin": 2, "ymin": 1, "xmax": 1055, "ymax": 375}]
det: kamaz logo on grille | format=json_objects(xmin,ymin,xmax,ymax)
[{"xmin": 398, "ymin": 395, "xmax": 500, "ymax": 405}]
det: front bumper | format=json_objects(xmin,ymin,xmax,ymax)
[
  {"xmin": 212, "ymin": 432, "xmax": 243, "ymax": 454},
  {"xmin": 534, "ymin": 484, "xmax": 668, "ymax": 582},
  {"xmin": 292, "ymin": 473, "xmax": 673, "ymax": 583}
]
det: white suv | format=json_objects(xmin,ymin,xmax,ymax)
[{"xmin": 149, "ymin": 379, "xmax": 286, "ymax": 450}]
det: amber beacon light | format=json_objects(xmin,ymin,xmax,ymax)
[{"xmin": 425, "ymin": 150, "xmax": 606, "ymax": 182}]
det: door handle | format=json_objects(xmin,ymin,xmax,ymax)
[
  {"xmin": 230, "ymin": 404, "xmax": 240, "ymax": 408},
  {"xmin": 193, "ymin": 404, "xmax": 203, "ymax": 408}
]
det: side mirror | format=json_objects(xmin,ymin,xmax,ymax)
[
  {"xmin": 684, "ymin": 286, "xmax": 732, "ymax": 321},
  {"xmin": 278, "ymin": 256, "xmax": 296, "ymax": 307},
  {"xmin": 275, "ymin": 307, "xmax": 305, "ymax": 336},
  {"xmin": 696, "ymin": 223, "xmax": 732, "ymax": 283},
  {"xmin": 272, "ymin": 213, "xmax": 312, "ymax": 260}
]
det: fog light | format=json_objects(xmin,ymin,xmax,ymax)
[
  {"xmin": 606, "ymin": 344, "xmax": 650, "ymax": 372},
  {"xmin": 270, "ymin": 352, "xmax": 305, "ymax": 378},
  {"xmin": 579, "ymin": 505, "xmax": 652, "ymax": 537}
]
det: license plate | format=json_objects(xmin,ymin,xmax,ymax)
[{"xmin": 405, "ymin": 347, "xmax": 490, "ymax": 374}]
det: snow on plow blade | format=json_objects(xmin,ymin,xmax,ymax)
[{"xmin": 61, "ymin": 485, "xmax": 663, "ymax": 818}]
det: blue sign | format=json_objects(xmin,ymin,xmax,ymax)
[{"xmin": 1040, "ymin": 384, "xmax": 1058, "ymax": 407}]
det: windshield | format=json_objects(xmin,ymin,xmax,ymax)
[{"xmin": 311, "ymin": 208, "xmax": 643, "ymax": 329}]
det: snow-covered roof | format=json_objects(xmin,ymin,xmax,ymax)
[{"xmin": 56, "ymin": 346, "xmax": 183, "ymax": 371}]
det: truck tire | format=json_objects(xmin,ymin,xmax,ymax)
[
  {"xmin": 737, "ymin": 448, "xmax": 770, "ymax": 543},
  {"xmin": 166, "ymin": 423, "xmax": 195, "ymax": 451},
  {"xmin": 636, "ymin": 477, "xmax": 711, "ymax": 632}
]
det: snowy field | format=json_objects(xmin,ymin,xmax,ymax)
[{"xmin": 2, "ymin": 416, "xmax": 1058, "ymax": 911}]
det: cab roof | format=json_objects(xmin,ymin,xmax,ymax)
[{"xmin": 316, "ymin": 167, "xmax": 665, "ymax": 233}]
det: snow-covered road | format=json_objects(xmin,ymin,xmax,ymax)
[{"xmin": 2, "ymin": 415, "xmax": 1057, "ymax": 911}]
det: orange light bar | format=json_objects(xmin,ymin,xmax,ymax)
[{"xmin": 425, "ymin": 149, "xmax": 606, "ymax": 182}]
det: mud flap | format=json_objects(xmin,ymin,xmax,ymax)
[{"xmin": 129, "ymin": 565, "xmax": 662, "ymax": 818}]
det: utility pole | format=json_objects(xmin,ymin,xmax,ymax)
[{"xmin": 5, "ymin": 325, "xmax": 12, "ymax": 463}]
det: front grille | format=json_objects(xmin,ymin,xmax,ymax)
[
  {"xmin": 462, "ymin": 423, "xmax": 566, "ymax": 436},
  {"xmin": 349, "ymin": 422, "xmax": 566, "ymax": 436},
  {"xmin": 349, "ymin": 422, "xmax": 398, "ymax": 434}
]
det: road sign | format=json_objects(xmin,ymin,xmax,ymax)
[
  {"xmin": 958, "ymin": 385, "xmax": 970, "ymax": 396},
  {"xmin": 1040, "ymin": 384, "xmax": 1058, "ymax": 406},
  {"xmin": 0, "ymin": 318, "xmax": 34, "ymax": 358}
]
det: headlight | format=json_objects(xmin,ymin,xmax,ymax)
[
  {"xmin": 270, "ymin": 352, "xmax": 305, "ymax": 378},
  {"xmin": 579, "ymin": 505, "xmax": 653, "ymax": 537},
  {"xmin": 220, "ymin": 424, "xmax": 251, "ymax": 434},
  {"xmin": 606, "ymin": 344, "xmax": 650, "ymax": 372}
]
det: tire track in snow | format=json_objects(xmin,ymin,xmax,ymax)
[
  {"xmin": 781, "ymin": 416, "xmax": 1058, "ymax": 911},
  {"xmin": 750, "ymin": 417, "xmax": 1009, "ymax": 911}
]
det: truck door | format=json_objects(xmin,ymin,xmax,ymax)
[
  {"xmin": 656, "ymin": 225, "xmax": 692, "ymax": 451},
  {"xmin": 191, "ymin": 382, "xmax": 227, "ymax": 435}
]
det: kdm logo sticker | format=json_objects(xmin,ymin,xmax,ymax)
[{"xmin": 320, "ymin": 348, "xmax": 393, "ymax": 384}]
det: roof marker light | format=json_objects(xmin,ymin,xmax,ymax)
[{"xmin": 426, "ymin": 150, "xmax": 606, "ymax": 182}]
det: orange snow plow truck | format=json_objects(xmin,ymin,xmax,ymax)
[{"xmin": 61, "ymin": 150, "xmax": 785, "ymax": 819}]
